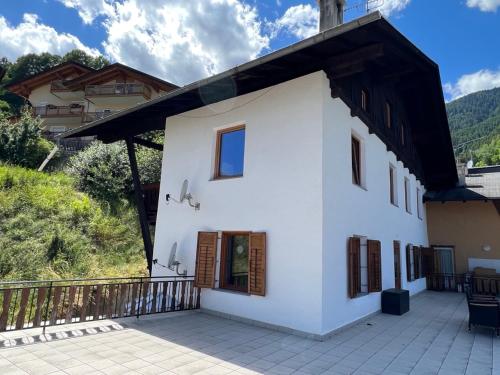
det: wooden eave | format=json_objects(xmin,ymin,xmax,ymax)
[
  {"xmin": 5, "ymin": 62, "xmax": 93, "ymax": 97},
  {"xmin": 62, "ymin": 12, "xmax": 458, "ymax": 190},
  {"xmin": 64, "ymin": 63, "xmax": 178, "ymax": 92}
]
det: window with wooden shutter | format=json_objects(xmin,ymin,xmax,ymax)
[
  {"xmin": 348, "ymin": 237, "xmax": 361, "ymax": 298},
  {"xmin": 194, "ymin": 232, "xmax": 218, "ymax": 288},
  {"xmin": 367, "ymin": 240, "xmax": 382, "ymax": 292},
  {"xmin": 248, "ymin": 233, "xmax": 266, "ymax": 296},
  {"xmin": 421, "ymin": 247, "xmax": 435, "ymax": 276},
  {"xmin": 406, "ymin": 244, "xmax": 413, "ymax": 282},
  {"xmin": 413, "ymin": 246, "xmax": 421, "ymax": 279}
]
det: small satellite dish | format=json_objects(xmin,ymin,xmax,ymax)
[
  {"xmin": 180, "ymin": 180, "xmax": 189, "ymax": 202},
  {"xmin": 466, "ymin": 159, "xmax": 474, "ymax": 169},
  {"xmin": 167, "ymin": 242, "xmax": 178, "ymax": 270}
]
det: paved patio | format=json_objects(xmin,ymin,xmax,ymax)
[{"xmin": 0, "ymin": 291, "xmax": 498, "ymax": 375}]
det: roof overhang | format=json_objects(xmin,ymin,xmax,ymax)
[{"xmin": 62, "ymin": 12, "xmax": 458, "ymax": 189}]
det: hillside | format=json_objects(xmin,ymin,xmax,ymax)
[
  {"xmin": 0, "ymin": 164, "xmax": 147, "ymax": 281},
  {"xmin": 446, "ymin": 87, "xmax": 500, "ymax": 162}
]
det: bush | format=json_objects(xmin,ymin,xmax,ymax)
[
  {"xmin": 66, "ymin": 139, "xmax": 163, "ymax": 204},
  {"xmin": 473, "ymin": 136, "xmax": 500, "ymax": 167},
  {"xmin": 0, "ymin": 164, "xmax": 147, "ymax": 280},
  {"xmin": 0, "ymin": 108, "xmax": 55, "ymax": 168}
]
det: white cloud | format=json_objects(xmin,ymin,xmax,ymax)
[
  {"xmin": 0, "ymin": 13, "xmax": 99, "ymax": 61},
  {"xmin": 466, "ymin": 0, "xmax": 500, "ymax": 12},
  {"xmin": 272, "ymin": 4, "xmax": 319, "ymax": 39},
  {"xmin": 58, "ymin": 0, "xmax": 270, "ymax": 85},
  {"xmin": 372, "ymin": 0, "xmax": 411, "ymax": 17},
  {"xmin": 444, "ymin": 69, "xmax": 500, "ymax": 100}
]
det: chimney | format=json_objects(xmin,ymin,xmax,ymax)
[{"xmin": 318, "ymin": 0, "xmax": 346, "ymax": 32}]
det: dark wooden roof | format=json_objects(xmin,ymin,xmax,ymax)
[
  {"xmin": 62, "ymin": 12, "xmax": 458, "ymax": 190},
  {"xmin": 425, "ymin": 166, "xmax": 500, "ymax": 202}
]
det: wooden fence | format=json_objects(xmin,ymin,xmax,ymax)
[
  {"xmin": 0, "ymin": 276, "xmax": 200, "ymax": 333},
  {"xmin": 426, "ymin": 273, "xmax": 500, "ymax": 295}
]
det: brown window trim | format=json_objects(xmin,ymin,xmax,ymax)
[
  {"xmin": 219, "ymin": 231, "xmax": 251, "ymax": 293},
  {"xmin": 214, "ymin": 124, "xmax": 245, "ymax": 180}
]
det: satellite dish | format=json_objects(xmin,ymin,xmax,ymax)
[
  {"xmin": 167, "ymin": 242, "xmax": 178, "ymax": 270},
  {"xmin": 180, "ymin": 180, "xmax": 189, "ymax": 202}
]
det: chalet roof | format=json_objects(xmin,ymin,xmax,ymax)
[
  {"xmin": 62, "ymin": 12, "xmax": 458, "ymax": 190},
  {"xmin": 5, "ymin": 61, "xmax": 94, "ymax": 97},
  {"xmin": 63, "ymin": 63, "xmax": 178, "ymax": 92},
  {"xmin": 425, "ymin": 165, "xmax": 500, "ymax": 202}
]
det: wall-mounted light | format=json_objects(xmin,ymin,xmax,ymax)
[{"xmin": 482, "ymin": 244, "xmax": 492, "ymax": 252}]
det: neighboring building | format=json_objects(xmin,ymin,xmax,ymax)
[
  {"xmin": 426, "ymin": 165, "xmax": 500, "ymax": 274},
  {"xmin": 64, "ymin": 7, "xmax": 458, "ymax": 337},
  {"xmin": 6, "ymin": 62, "xmax": 177, "ymax": 141}
]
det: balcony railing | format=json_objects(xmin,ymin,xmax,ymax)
[
  {"xmin": 426, "ymin": 273, "xmax": 500, "ymax": 295},
  {"xmin": 85, "ymin": 83, "xmax": 151, "ymax": 99},
  {"xmin": 33, "ymin": 105, "xmax": 84, "ymax": 117},
  {"xmin": 82, "ymin": 111, "xmax": 117, "ymax": 123},
  {"xmin": 0, "ymin": 276, "xmax": 199, "ymax": 333}
]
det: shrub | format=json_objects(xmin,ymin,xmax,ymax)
[{"xmin": 0, "ymin": 108, "xmax": 55, "ymax": 169}]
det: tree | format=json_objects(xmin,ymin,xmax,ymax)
[
  {"xmin": 0, "ymin": 108, "xmax": 55, "ymax": 169},
  {"xmin": 62, "ymin": 50, "xmax": 110, "ymax": 70},
  {"xmin": 473, "ymin": 136, "xmax": 500, "ymax": 167}
]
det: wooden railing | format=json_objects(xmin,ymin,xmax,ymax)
[
  {"xmin": 426, "ymin": 273, "xmax": 466, "ymax": 292},
  {"xmin": 33, "ymin": 105, "xmax": 84, "ymax": 117},
  {"xmin": 85, "ymin": 83, "xmax": 151, "ymax": 99},
  {"xmin": 426, "ymin": 273, "xmax": 500, "ymax": 295},
  {"xmin": 0, "ymin": 276, "xmax": 199, "ymax": 333},
  {"xmin": 82, "ymin": 111, "xmax": 117, "ymax": 123}
]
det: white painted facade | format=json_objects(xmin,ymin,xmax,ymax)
[{"xmin": 153, "ymin": 71, "xmax": 428, "ymax": 336}]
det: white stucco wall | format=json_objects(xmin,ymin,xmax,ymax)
[
  {"xmin": 320, "ymin": 73, "xmax": 428, "ymax": 334},
  {"xmin": 153, "ymin": 71, "xmax": 429, "ymax": 336},
  {"xmin": 153, "ymin": 72, "xmax": 325, "ymax": 334}
]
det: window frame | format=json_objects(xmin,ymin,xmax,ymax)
[
  {"xmin": 361, "ymin": 89, "xmax": 370, "ymax": 113},
  {"xmin": 214, "ymin": 124, "xmax": 246, "ymax": 180},
  {"xmin": 404, "ymin": 177, "xmax": 412, "ymax": 214},
  {"xmin": 385, "ymin": 101, "xmax": 392, "ymax": 129},
  {"xmin": 401, "ymin": 123, "xmax": 405, "ymax": 145},
  {"xmin": 351, "ymin": 135, "xmax": 363, "ymax": 188},
  {"xmin": 348, "ymin": 236, "xmax": 382, "ymax": 298},
  {"xmin": 389, "ymin": 164, "xmax": 398, "ymax": 206},
  {"xmin": 219, "ymin": 231, "xmax": 251, "ymax": 293},
  {"xmin": 417, "ymin": 187, "xmax": 423, "ymax": 220}
]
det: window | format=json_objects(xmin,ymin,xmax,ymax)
[
  {"xmin": 404, "ymin": 178, "xmax": 411, "ymax": 213},
  {"xmin": 401, "ymin": 123, "xmax": 405, "ymax": 145},
  {"xmin": 220, "ymin": 232, "xmax": 249, "ymax": 292},
  {"xmin": 351, "ymin": 136, "xmax": 362, "ymax": 186},
  {"xmin": 348, "ymin": 237, "xmax": 382, "ymax": 298},
  {"xmin": 361, "ymin": 89, "xmax": 370, "ymax": 113},
  {"xmin": 416, "ymin": 188, "xmax": 423, "ymax": 219},
  {"xmin": 385, "ymin": 102, "xmax": 392, "ymax": 129},
  {"xmin": 214, "ymin": 125, "xmax": 245, "ymax": 179},
  {"xmin": 194, "ymin": 231, "xmax": 266, "ymax": 296},
  {"xmin": 389, "ymin": 165, "xmax": 397, "ymax": 206},
  {"xmin": 406, "ymin": 244, "xmax": 423, "ymax": 282}
]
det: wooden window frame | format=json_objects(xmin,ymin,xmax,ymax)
[
  {"xmin": 385, "ymin": 101, "xmax": 392, "ymax": 129},
  {"xmin": 348, "ymin": 236, "xmax": 382, "ymax": 298},
  {"xmin": 404, "ymin": 177, "xmax": 412, "ymax": 214},
  {"xmin": 389, "ymin": 164, "xmax": 397, "ymax": 206},
  {"xmin": 214, "ymin": 124, "xmax": 245, "ymax": 180},
  {"xmin": 351, "ymin": 135, "xmax": 362, "ymax": 187},
  {"xmin": 219, "ymin": 231, "xmax": 251, "ymax": 293}
]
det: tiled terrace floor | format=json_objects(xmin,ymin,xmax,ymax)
[{"xmin": 0, "ymin": 291, "xmax": 498, "ymax": 375}]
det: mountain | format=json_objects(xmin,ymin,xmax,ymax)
[{"xmin": 446, "ymin": 87, "xmax": 500, "ymax": 163}]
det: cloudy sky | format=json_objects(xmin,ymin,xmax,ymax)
[{"xmin": 1, "ymin": 0, "xmax": 499, "ymax": 101}]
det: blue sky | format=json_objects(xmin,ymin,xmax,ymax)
[{"xmin": 1, "ymin": 0, "xmax": 499, "ymax": 101}]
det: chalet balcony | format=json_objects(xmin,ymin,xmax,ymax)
[
  {"xmin": 33, "ymin": 105, "xmax": 84, "ymax": 118},
  {"xmin": 85, "ymin": 83, "xmax": 152, "ymax": 105},
  {"xmin": 82, "ymin": 111, "xmax": 118, "ymax": 123},
  {"xmin": 50, "ymin": 80, "xmax": 85, "ymax": 100}
]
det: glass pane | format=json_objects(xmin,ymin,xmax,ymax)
[
  {"xmin": 219, "ymin": 128, "xmax": 245, "ymax": 177},
  {"xmin": 225, "ymin": 234, "xmax": 248, "ymax": 291}
]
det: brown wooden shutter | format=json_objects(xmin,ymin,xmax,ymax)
[
  {"xmin": 248, "ymin": 233, "xmax": 266, "ymax": 296},
  {"xmin": 421, "ymin": 247, "xmax": 435, "ymax": 277},
  {"xmin": 406, "ymin": 244, "xmax": 412, "ymax": 282},
  {"xmin": 348, "ymin": 237, "xmax": 361, "ymax": 298},
  {"xmin": 367, "ymin": 240, "xmax": 382, "ymax": 292},
  {"xmin": 413, "ymin": 246, "xmax": 421, "ymax": 279},
  {"xmin": 194, "ymin": 232, "xmax": 218, "ymax": 288}
]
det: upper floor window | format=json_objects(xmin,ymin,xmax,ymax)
[
  {"xmin": 214, "ymin": 125, "xmax": 245, "ymax": 179},
  {"xmin": 404, "ymin": 177, "xmax": 411, "ymax": 214},
  {"xmin": 389, "ymin": 165, "xmax": 398, "ymax": 206},
  {"xmin": 361, "ymin": 89, "xmax": 370, "ymax": 113},
  {"xmin": 351, "ymin": 136, "xmax": 362, "ymax": 187},
  {"xmin": 385, "ymin": 102, "xmax": 392, "ymax": 129},
  {"xmin": 417, "ymin": 188, "xmax": 423, "ymax": 219}
]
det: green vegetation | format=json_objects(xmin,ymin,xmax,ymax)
[
  {"xmin": 447, "ymin": 87, "xmax": 500, "ymax": 164},
  {"xmin": 0, "ymin": 50, "xmax": 110, "ymax": 114},
  {"xmin": 0, "ymin": 164, "xmax": 147, "ymax": 281},
  {"xmin": 473, "ymin": 135, "xmax": 500, "ymax": 167},
  {"xmin": 0, "ymin": 109, "xmax": 55, "ymax": 169}
]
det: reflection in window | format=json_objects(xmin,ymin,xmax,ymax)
[
  {"xmin": 221, "ymin": 233, "xmax": 249, "ymax": 292},
  {"xmin": 215, "ymin": 126, "xmax": 245, "ymax": 178}
]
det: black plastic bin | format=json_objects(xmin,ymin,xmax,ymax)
[{"xmin": 382, "ymin": 288, "xmax": 409, "ymax": 315}]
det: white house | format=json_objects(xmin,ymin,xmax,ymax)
[{"xmin": 64, "ymin": 5, "xmax": 458, "ymax": 338}]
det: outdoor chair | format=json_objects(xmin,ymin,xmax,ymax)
[{"xmin": 468, "ymin": 301, "xmax": 500, "ymax": 336}]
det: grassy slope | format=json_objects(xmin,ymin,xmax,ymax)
[{"xmin": 0, "ymin": 164, "xmax": 147, "ymax": 280}]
